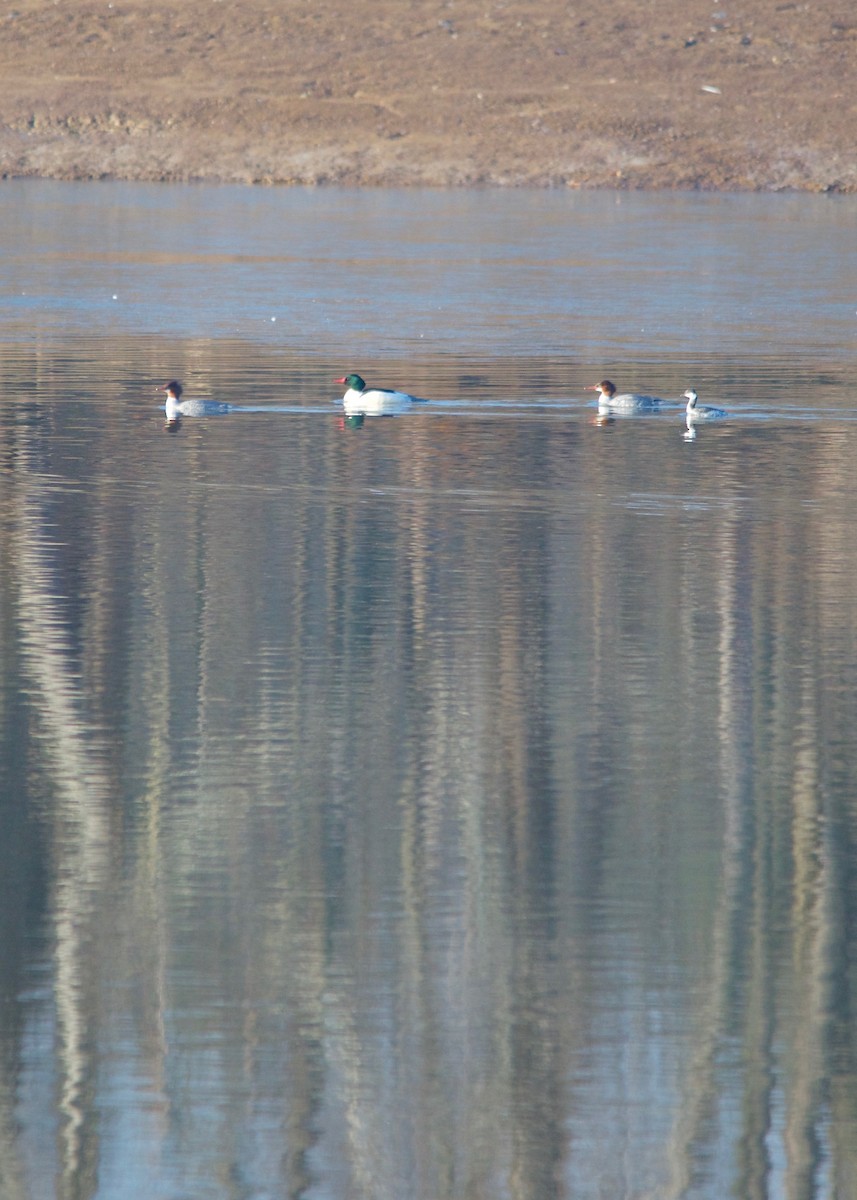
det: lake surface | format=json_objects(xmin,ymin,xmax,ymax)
[{"xmin": 1, "ymin": 181, "xmax": 856, "ymax": 1200}]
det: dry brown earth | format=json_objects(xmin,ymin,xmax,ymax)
[{"xmin": 0, "ymin": 0, "xmax": 855, "ymax": 189}]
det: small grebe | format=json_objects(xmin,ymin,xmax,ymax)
[{"xmin": 683, "ymin": 389, "xmax": 726, "ymax": 421}]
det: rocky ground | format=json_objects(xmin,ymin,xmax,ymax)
[{"xmin": 0, "ymin": 0, "xmax": 855, "ymax": 190}]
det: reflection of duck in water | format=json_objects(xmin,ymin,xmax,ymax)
[
  {"xmin": 162, "ymin": 381, "xmax": 231, "ymax": 423},
  {"xmin": 335, "ymin": 373, "xmax": 428, "ymax": 416},
  {"xmin": 586, "ymin": 379, "xmax": 663, "ymax": 413},
  {"xmin": 683, "ymin": 389, "xmax": 726, "ymax": 421}
]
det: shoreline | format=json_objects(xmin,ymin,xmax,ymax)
[{"xmin": 1, "ymin": 0, "xmax": 854, "ymax": 194}]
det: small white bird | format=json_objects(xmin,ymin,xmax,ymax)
[
  {"xmin": 586, "ymin": 379, "xmax": 663, "ymax": 412},
  {"xmin": 683, "ymin": 388, "xmax": 726, "ymax": 421},
  {"xmin": 335, "ymin": 373, "xmax": 427, "ymax": 416}
]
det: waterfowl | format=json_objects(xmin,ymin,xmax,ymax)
[
  {"xmin": 161, "ymin": 381, "xmax": 230, "ymax": 421},
  {"xmin": 683, "ymin": 389, "xmax": 726, "ymax": 420},
  {"xmin": 335, "ymin": 373, "xmax": 426, "ymax": 415},
  {"xmin": 586, "ymin": 380, "xmax": 663, "ymax": 412}
]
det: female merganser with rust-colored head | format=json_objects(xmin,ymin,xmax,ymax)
[
  {"xmin": 161, "ymin": 381, "xmax": 230, "ymax": 422},
  {"xmin": 683, "ymin": 389, "xmax": 726, "ymax": 421},
  {"xmin": 586, "ymin": 380, "xmax": 663, "ymax": 412},
  {"xmin": 335, "ymin": 373, "xmax": 428, "ymax": 416}
]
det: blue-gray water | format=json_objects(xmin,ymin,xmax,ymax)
[{"xmin": 1, "ymin": 181, "xmax": 856, "ymax": 1200}]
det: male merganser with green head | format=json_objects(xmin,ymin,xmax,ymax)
[
  {"xmin": 683, "ymin": 388, "xmax": 726, "ymax": 421},
  {"xmin": 161, "ymin": 381, "xmax": 231, "ymax": 422},
  {"xmin": 335, "ymin": 373, "xmax": 427, "ymax": 415},
  {"xmin": 586, "ymin": 379, "xmax": 663, "ymax": 413}
]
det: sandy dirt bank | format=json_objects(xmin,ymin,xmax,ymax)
[{"xmin": 0, "ymin": 0, "xmax": 854, "ymax": 190}]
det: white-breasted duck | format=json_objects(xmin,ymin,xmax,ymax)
[
  {"xmin": 161, "ymin": 381, "xmax": 230, "ymax": 421},
  {"xmin": 586, "ymin": 379, "xmax": 663, "ymax": 412},
  {"xmin": 335, "ymin": 373, "xmax": 427, "ymax": 415}
]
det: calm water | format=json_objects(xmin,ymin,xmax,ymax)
[{"xmin": 1, "ymin": 182, "xmax": 857, "ymax": 1200}]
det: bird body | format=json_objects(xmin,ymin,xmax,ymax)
[
  {"xmin": 336, "ymin": 373, "xmax": 426, "ymax": 415},
  {"xmin": 587, "ymin": 379, "xmax": 663, "ymax": 412},
  {"xmin": 162, "ymin": 381, "xmax": 230, "ymax": 421},
  {"xmin": 684, "ymin": 389, "xmax": 726, "ymax": 421}
]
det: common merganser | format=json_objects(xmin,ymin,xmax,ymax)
[
  {"xmin": 162, "ymin": 381, "xmax": 230, "ymax": 422},
  {"xmin": 683, "ymin": 389, "xmax": 726, "ymax": 421},
  {"xmin": 586, "ymin": 380, "xmax": 663, "ymax": 412},
  {"xmin": 335, "ymin": 373, "xmax": 427, "ymax": 416}
]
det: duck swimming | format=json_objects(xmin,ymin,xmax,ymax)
[
  {"xmin": 335, "ymin": 373, "xmax": 427, "ymax": 415},
  {"xmin": 162, "ymin": 381, "xmax": 231, "ymax": 421},
  {"xmin": 586, "ymin": 380, "xmax": 663, "ymax": 412}
]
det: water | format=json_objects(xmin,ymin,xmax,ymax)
[{"xmin": 1, "ymin": 181, "xmax": 857, "ymax": 1200}]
